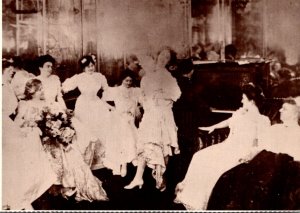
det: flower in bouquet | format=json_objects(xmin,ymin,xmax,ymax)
[
  {"xmin": 59, "ymin": 127, "xmax": 76, "ymax": 145},
  {"xmin": 38, "ymin": 105, "xmax": 75, "ymax": 147}
]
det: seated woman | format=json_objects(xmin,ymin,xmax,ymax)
[
  {"xmin": 15, "ymin": 79, "xmax": 108, "ymax": 203},
  {"xmin": 174, "ymin": 83, "xmax": 271, "ymax": 210},
  {"xmin": 10, "ymin": 56, "xmax": 35, "ymax": 100},
  {"xmin": 3, "ymin": 74, "xmax": 56, "ymax": 210},
  {"xmin": 62, "ymin": 55, "xmax": 114, "ymax": 170},
  {"xmin": 102, "ymin": 71, "xmax": 141, "ymax": 177},
  {"xmin": 207, "ymin": 98, "xmax": 300, "ymax": 210}
]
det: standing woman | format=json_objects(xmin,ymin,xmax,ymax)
[
  {"xmin": 124, "ymin": 47, "xmax": 181, "ymax": 191},
  {"xmin": 103, "ymin": 71, "xmax": 141, "ymax": 177},
  {"xmin": 62, "ymin": 55, "xmax": 114, "ymax": 170}
]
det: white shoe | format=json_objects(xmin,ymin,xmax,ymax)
[{"xmin": 124, "ymin": 179, "xmax": 144, "ymax": 189}]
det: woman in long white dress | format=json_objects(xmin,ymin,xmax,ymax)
[
  {"xmin": 62, "ymin": 55, "xmax": 114, "ymax": 170},
  {"xmin": 2, "ymin": 61, "xmax": 56, "ymax": 210},
  {"xmin": 103, "ymin": 71, "xmax": 141, "ymax": 177},
  {"xmin": 15, "ymin": 78, "xmax": 108, "ymax": 202},
  {"xmin": 35, "ymin": 54, "xmax": 66, "ymax": 187},
  {"xmin": 174, "ymin": 84, "xmax": 271, "ymax": 210},
  {"xmin": 124, "ymin": 48, "xmax": 181, "ymax": 191}
]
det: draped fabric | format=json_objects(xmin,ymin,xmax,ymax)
[
  {"xmin": 138, "ymin": 68, "xmax": 181, "ymax": 180},
  {"xmin": 62, "ymin": 72, "xmax": 111, "ymax": 170},
  {"xmin": 102, "ymin": 86, "xmax": 141, "ymax": 175},
  {"xmin": 174, "ymin": 109, "xmax": 270, "ymax": 210},
  {"xmin": 2, "ymin": 86, "xmax": 56, "ymax": 210}
]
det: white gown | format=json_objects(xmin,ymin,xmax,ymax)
[
  {"xmin": 2, "ymin": 84, "xmax": 56, "ymax": 210},
  {"xmin": 260, "ymin": 123, "xmax": 300, "ymax": 162},
  {"xmin": 174, "ymin": 108, "xmax": 270, "ymax": 210},
  {"xmin": 37, "ymin": 74, "xmax": 66, "ymax": 184},
  {"xmin": 102, "ymin": 86, "xmax": 141, "ymax": 175},
  {"xmin": 62, "ymin": 72, "xmax": 112, "ymax": 170},
  {"xmin": 37, "ymin": 75, "xmax": 65, "ymax": 108},
  {"xmin": 15, "ymin": 100, "xmax": 108, "ymax": 203},
  {"xmin": 138, "ymin": 68, "xmax": 181, "ymax": 178}
]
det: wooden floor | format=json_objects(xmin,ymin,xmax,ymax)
[{"xmin": 32, "ymin": 154, "xmax": 190, "ymax": 210}]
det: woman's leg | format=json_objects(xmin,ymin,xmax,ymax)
[
  {"xmin": 155, "ymin": 156, "xmax": 169, "ymax": 191},
  {"xmin": 124, "ymin": 158, "xmax": 146, "ymax": 189}
]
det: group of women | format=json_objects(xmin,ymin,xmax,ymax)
[
  {"xmin": 2, "ymin": 47, "xmax": 300, "ymax": 210},
  {"xmin": 2, "ymin": 47, "xmax": 182, "ymax": 210},
  {"xmin": 174, "ymin": 87, "xmax": 300, "ymax": 210}
]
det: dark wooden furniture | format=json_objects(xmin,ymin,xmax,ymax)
[
  {"xmin": 191, "ymin": 61, "xmax": 270, "ymax": 148},
  {"xmin": 192, "ymin": 61, "xmax": 270, "ymax": 110}
]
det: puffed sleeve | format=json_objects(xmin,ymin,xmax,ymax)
[
  {"xmin": 98, "ymin": 73, "xmax": 109, "ymax": 91},
  {"xmin": 165, "ymin": 77, "xmax": 181, "ymax": 102},
  {"xmin": 161, "ymin": 72, "xmax": 181, "ymax": 102},
  {"xmin": 102, "ymin": 86, "xmax": 117, "ymax": 102},
  {"xmin": 62, "ymin": 74, "xmax": 79, "ymax": 93}
]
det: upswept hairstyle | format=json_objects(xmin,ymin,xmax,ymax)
[
  {"xmin": 79, "ymin": 55, "xmax": 95, "ymax": 70},
  {"xmin": 37, "ymin": 54, "xmax": 55, "ymax": 68},
  {"xmin": 24, "ymin": 78, "xmax": 43, "ymax": 100},
  {"xmin": 242, "ymin": 83, "xmax": 265, "ymax": 112},
  {"xmin": 119, "ymin": 70, "xmax": 136, "ymax": 86}
]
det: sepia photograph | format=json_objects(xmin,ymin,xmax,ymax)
[{"xmin": 1, "ymin": 0, "xmax": 300, "ymax": 211}]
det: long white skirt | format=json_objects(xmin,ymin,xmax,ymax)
[
  {"xmin": 2, "ymin": 123, "xmax": 56, "ymax": 210},
  {"xmin": 103, "ymin": 111, "xmax": 138, "ymax": 175}
]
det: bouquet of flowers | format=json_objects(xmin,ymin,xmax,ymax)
[{"xmin": 37, "ymin": 103, "xmax": 76, "ymax": 147}]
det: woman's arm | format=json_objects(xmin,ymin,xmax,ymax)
[
  {"xmin": 14, "ymin": 101, "xmax": 26, "ymax": 127},
  {"xmin": 199, "ymin": 118, "xmax": 230, "ymax": 134},
  {"xmin": 62, "ymin": 74, "xmax": 78, "ymax": 93}
]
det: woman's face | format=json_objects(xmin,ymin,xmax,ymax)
[
  {"xmin": 40, "ymin": 62, "xmax": 53, "ymax": 77},
  {"xmin": 279, "ymin": 103, "xmax": 298, "ymax": 123},
  {"xmin": 122, "ymin": 76, "xmax": 133, "ymax": 88},
  {"xmin": 3, "ymin": 66, "xmax": 15, "ymax": 83},
  {"xmin": 84, "ymin": 62, "xmax": 95, "ymax": 74},
  {"xmin": 34, "ymin": 85, "xmax": 45, "ymax": 100},
  {"xmin": 157, "ymin": 49, "xmax": 171, "ymax": 67},
  {"xmin": 241, "ymin": 94, "xmax": 252, "ymax": 109}
]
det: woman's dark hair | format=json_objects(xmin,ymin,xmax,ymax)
[
  {"xmin": 2, "ymin": 59, "xmax": 14, "ymax": 73},
  {"xmin": 119, "ymin": 70, "xmax": 136, "ymax": 85},
  {"xmin": 37, "ymin": 54, "xmax": 55, "ymax": 68},
  {"xmin": 242, "ymin": 83, "xmax": 265, "ymax": 112},
  {"xmin": 24, "ymin": 78, "xmax": 42, "ymax": 100},
  {"xmin": 12, "ymin": 56, "xmax": 24, "ymax": 69},
  {"xmin": 79, "ymin": 55, "xmax": 95, "ymax": 70}
]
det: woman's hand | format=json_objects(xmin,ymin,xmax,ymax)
[{"xmin": 198, "ymin": 126, "xmax": 215, "ymax": 134}]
